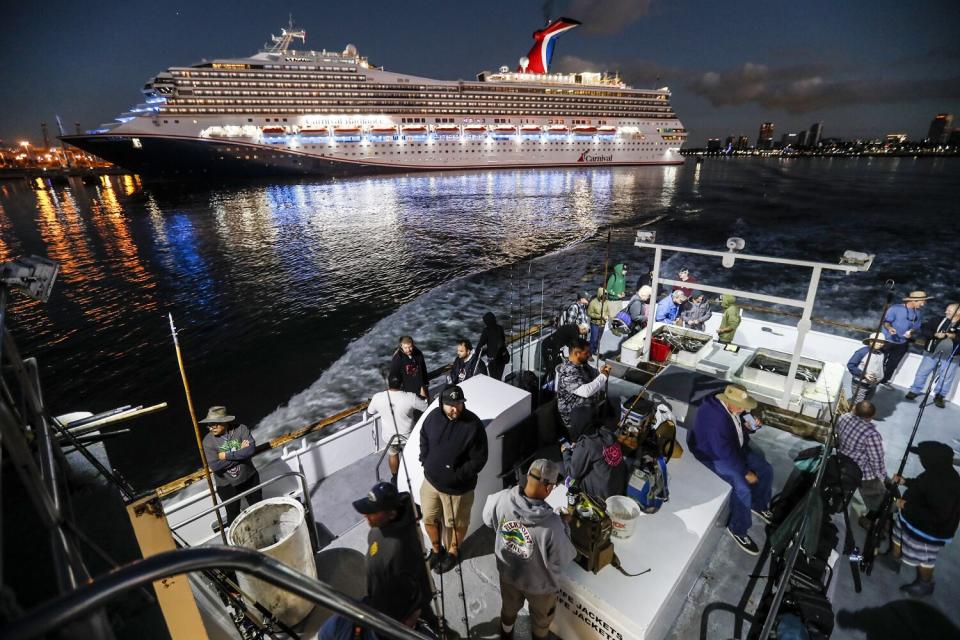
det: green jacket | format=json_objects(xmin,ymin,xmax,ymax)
[
  {"xmin": 718, "ymin": 294, "xmax": 741, "ymax": 343},
  {"xmin": 606, "ymin": 263, "xmax": 627, "ymax": 299},
  {"xmin": 588, "ymin": 287, "xmax": 611, "ymax": 323}
]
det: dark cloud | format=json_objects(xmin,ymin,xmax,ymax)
[
  {"xmin": 690, "ymin": 62, "xmax": 960, "ymax": 113},
  {"xmin": 564, "ymin": 0, "xmax": 653, "ymax": 34}
]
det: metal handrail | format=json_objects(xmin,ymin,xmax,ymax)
[
  {"xmin": 167, "ymin": 471, "xmax": 320, "ymax": 552},
  {"xmin": 2, "ymin": 547, "xmax": 431, "ymax": 640}
]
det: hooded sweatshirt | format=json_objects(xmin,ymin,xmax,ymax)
[
  {"xmin": 419, "ymin": 406, "xmax": 488, "ymax": 494},
  {"xmin": 900, "ymin": 441, "xmax": 960, "ymax": 541},
  {"xmin": 389, "ymin": 346, "xmax": 428, "ymax": 396},
  {"xmin": 477, "ymin": 312, "xmax": 508, "ymax": 364},
  {"xmin": 718, "ymin": 294, "xmax": 741, "ymax": 343},
  {"xmin": 681, "ymin": 297, "xmax": 712, "ymax": 330},
  {"xmin": 366, "ymin": 494, "xmax": 433, "ymax": 611},
  {"xmin": 563, "ymin": 422, "xmax": 630, "ymax": 501},
  {"xmin": 483, "ymin": 486, "xmax": 577, "ymax": 594},
  {"xmin": 587, "ymin": 287, "xmax": 611, "ymax": 323},
  {"xmin": 606, "ymin": 263, "xmax": 627, "ymax": 299}
]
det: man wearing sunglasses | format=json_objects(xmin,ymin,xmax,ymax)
[{"xmin": 483, "ymin": 459, "xmax": 576, "ymax": 640}]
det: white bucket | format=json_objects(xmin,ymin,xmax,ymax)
[
  {"xmin": 605, "ymin": 495, "xmax": 641, "ymax": 540},
  {"xmin": 227, "ymin": 497, "xmax": 318, "ymax": 626}
]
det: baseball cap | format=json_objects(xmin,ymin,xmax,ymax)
[
  {"xmin": 527, "ymin": 458, "xmax": 562, "ymax": 485},
  {"xmin": 352, "ymin": 482, "xmax": 402, "ymax": 514},
  {"xmin": 441, "ymin": 385, "xmax": 466, "ymax": 406}
]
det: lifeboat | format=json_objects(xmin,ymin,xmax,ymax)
[
  {"xmin": 298, "ymin": 128, "xmax": 329, "ymax": 137},
  {"xmin": 520, "ymin": 125, "xmax": 542, "ymax": 134},
  {"xmin": 464, "ymin": 125, "xmax": 488, "ymax": 135},
  {"xmin": 573, "ymin": 126, "xmax": 598, "ymax": 135},
  {"xmin": 493, "ymin": 125, "xmax": 516, "ymax": 134},
  {"xmin": 333, "ymin": 126, "xmax": 362, "ymax": 136},
  {"xmin": 598, "ymin": 126, "xmax": 617, "ymax": 134},
  {"xmin": 434, "ymin": 125, "xmax": 460, "ymax": 135},
  {"xmin": 402, "ymin": 125, "xmax": 428, "ymax": 135},
  {"xmin": 368, "ymin": 126, "xmax": 397, "ymax": 136},
  {"xmin": 261, "ymin": 126, "xmax": 287, "ymax": 135},
  {"xmin": 546, "ymin": 125, "xmax": 569, "ymax": 135}
]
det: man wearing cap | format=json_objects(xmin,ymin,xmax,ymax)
[
  {"xmin": 560, "ymin": 291, "xmax": 590, "ymax": 329},
  {"xmin": 847, "ymin": 332, "xmax": 887, "ymax": 403},
  {"xmin": 352, "ymin": 482, "xmax": 437, "ymax": 633},
  {"xmin": 483, "ymin": 459, "xmax": 576, "ymax": 640},
  {"xmin": 905, "ymin": 302, "xmax": 960, "ymax": 408},
  {"xmin": 368, "ymin": 376, "xmax": 428, "ymax": 485},
  {"xmin": 688, "ymin": 385, "xmax": 773, "ymax": 555},
  {"xmin": 200, "ymin": 406, "xmax": 261, "ymax": 525},
  {"xmin": 556, "ymin": 338, "xmax": 612, "ymax": 430},
  {"xmin": 672, "ymin": 266, "xmax": 698, "ymax": 298},
  {"xmin": 419, "ymin": 385, "xmax": 488, "ymax": 574},
  {"xmin": 655, "ymin": 289, "xmax": 687, "ymax": 324},
  {"xmin": 681, "ymin": 290, "xmax": 712, "ymax": 331},
  {"xmin": 880, "ymin": 291, "xmax": 929, "ymax": 384}
]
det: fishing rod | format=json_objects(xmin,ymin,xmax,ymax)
[
  {"xmin": 447, "ymin": 496, "xmax": 472, "ymax": 639},
  {"xmin": 850, "ymin": 281, "xmax": 895, "ymax": 404},
  {"xmin": 861, "ymin": 350, "xmax": 950, "ymax": 575},
  {"xmin": 537, "ymin": 276, "xmax": 545, "ymax": 403},
  {"xmin": 169, "ymin": 313, "xmax": 228, "ymax": 543},
  {"xmin": 377, "ymin": 366, "xmax": 446, "ymax": 638}
]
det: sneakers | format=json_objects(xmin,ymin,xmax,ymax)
[
  {"xmin": 899, "ymin": 578, "xmax": 935, "ymax": 597},
  {"xmin": 752, "ymin": 509, "xmax": 774, "ymax": 525},
  {"xmin": 727, "ymin": 528, "xmax": 760, "ymax": 555},
  {"xmin": 426, "ymin": 547, "xmax": 447, "ymax": 572},
  {"xmin": 934, "ymin": 395, "xmax": 945, "ymax": 408},
  {"xmin": 499, "ymin": 626, "xmax": 515, "ymax": 640},
  {"xmin": 904, "ymin": 391, "xmax": 919, "ymax": 400}
]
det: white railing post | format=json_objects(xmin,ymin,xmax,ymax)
[
  {"xmin": 781, "ymin": 265, "xmax": 822, "ymax": 408},
  {"xmin": 642, "ymin": 246, "xmax": 663, "ymax": 362}
]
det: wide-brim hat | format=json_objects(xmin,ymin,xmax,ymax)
[
  {"xmin": 862, "ymin": 332, "xmax": 887, "ymax": 346},
  {"xmin": 715, "ymin": 385, "xmax": 757, "ymax": 410},
  {"xmin": 199, "ymin": 406, "xmax": 235, "ymax": 424},
  {"xmin": 903, "ymin": 291, "xmax": 932, "ymax": 302}
]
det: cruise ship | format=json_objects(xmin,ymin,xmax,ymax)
[{"xmin": 61, "ymin": 18, "xmax": 687, "ymax": 177}]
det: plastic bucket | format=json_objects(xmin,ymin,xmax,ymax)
[
  {"xmin": 605, "ymin": 495, "xmax": 641, "ymax": 540},
  {"xmin": 228, "ymin": 497, "xmax": 318, "ymax": 626},
  {"xmin": 650, "ymin": 338, "xmax": 671, "ymax": 363}
]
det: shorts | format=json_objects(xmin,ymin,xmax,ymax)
[
  {"xmin": 386, "ymin": 434, "xmax": 407, "ymax": 455},
  {"xmin": 420, "ymin": 478, "xmax": 474, "ymax": 529},
  {"xmin": 893, "ymin": 518, "xmax": 942, "ymax": 568}
]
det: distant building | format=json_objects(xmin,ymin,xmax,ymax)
[
  {"xmin": 797, "ymin": 130, "xmax": 809, "ymax": 147},
  {"xmin": 757, "ymin": 122, "xmax": 774, "ymax": 149},
  {"xmin": 948, "ymin": 129, "xmax": 960, "ymax": 146},
  {"xmin": 706, "ymin": 138, "xmax": 721, "ymax": 152},
  {"xmin": 724, "ymin": 135, "xmax": 737, "ymax": 148},
  {"xmin": 927, "ymin": 113, "xmax": 953, "ymax": 145},
  {"xmin": 808, "ymin": 122, "xmax": 823, "ymax": 148},
  {"xmin": 780, "ymin": 132, "xmax": 799, "ymax": 148},
  {"xmin": 736, "ymin": 135, "xmax": 750, "ymax": 151},
  {"xmin": 885, "ymin": 133, "xmax": 908, "ymax": 144}
]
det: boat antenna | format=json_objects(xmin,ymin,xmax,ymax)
[{"xmin": 168, "ymin": 313, "xmax": 228, "ymax": 542}]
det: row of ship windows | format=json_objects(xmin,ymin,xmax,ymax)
[
  {"xmin": 179, "ymin": 91, "xmax": 670, "ymax": 108},
  {"xmin": 164, "ymin": 108, "xmax": 678, "ymax": 118},
  {"xmin": 170, "ymin": 99, "xmax": 673, "ymax": 112},
  {"xmin": 174, "ymin": 71, "xmax": 360, "ymax": 81},
  {"xmin": 306, "ymin": 141, "xmax": 668, "ymax": 148}
]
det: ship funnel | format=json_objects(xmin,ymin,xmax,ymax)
[{"xmin": 518, "ymin": 17, "xmax": 581, "ymax": 74}]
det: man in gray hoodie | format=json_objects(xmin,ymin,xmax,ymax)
[{"xmin": 483, "ymin": 459, "xmax": 577, "ymax": 640}]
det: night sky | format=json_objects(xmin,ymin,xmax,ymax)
[{"xmin": 1, "ymin": 0, "xmax": 957, "ymax": 146}]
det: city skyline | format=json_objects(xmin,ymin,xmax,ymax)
[{"xmin": 1, "ymin": 0, "xmax": 957, "ymax": 145}]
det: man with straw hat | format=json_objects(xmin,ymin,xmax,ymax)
[
  {"xmin": 847, "ymin": 332, "xmax": 888, "ymax": 403},
  {"xmin": 200, "ymin": 405, "xmax": 261, "ymax": 526},
  {"xmin": 688, "ymin": 385, "xmax": 773, "ymax": 556},
  {"xmin": 880, "ymin": 290, "xmax": 930, "ymax": 385}
]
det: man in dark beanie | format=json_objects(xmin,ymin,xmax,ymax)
[{"xmin": 889, "ymin": 440, "xmax": 960, "ymax": 596}]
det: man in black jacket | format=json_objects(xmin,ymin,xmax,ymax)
[
  {"xmin": 419, "ymin": 385, "xmax": 488, "ymax": 574},
  {"xmin": 905, "ymin": 302, "xmax": 959, "ymax": 408},
  {"xmin": 352, "ymin": 482, "xmax": 437, "ymax": 631},
  {"xmin": 446, "ymin": 338, "xmax": 488, "ymax": 385},
  {"xmin": 389, "ymin": 335, "xmax": 429, "ymax": 399},
  {"xmin": 889, "ymin": 441, "xmax": 960, "ymax": 596},
  {"xmin": 477, "ymin": 312, "xmax": 509, "ymax": 382}
]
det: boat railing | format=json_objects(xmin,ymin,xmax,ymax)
[
  {"xmin": 2, "ymin": 546, "xmax": 432, "ymax": 640},
  {"xmin": 166, "ymin": 470, "xmax": 320, "ymax": 550}
]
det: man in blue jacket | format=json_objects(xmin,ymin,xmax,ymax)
[
  {"xmin": 687, "ymin": 385, "xmax": 772, "ymax": 555},
  {"xmin": 879, "ymin": 290, "xmax": 929, "ymax": 384},
  {"xmin": 655, "ymin": 289, "xmax": 687, "ymax": 324}
]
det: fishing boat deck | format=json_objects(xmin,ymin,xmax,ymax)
[{"xmin": 314, "ymin": 381, "xmax": 960, "ymax": 639}]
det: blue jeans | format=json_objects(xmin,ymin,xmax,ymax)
[
  {"xmin": 702, "ymin": 445, "xmax": 773, "ymax": 536},
  {"xmin": 909, "ymin": 353, "xmax": 958, "ymax": 396},
  {"xmin": 589, "ymin": 323, "xmax": 602, "ymax": 354}
]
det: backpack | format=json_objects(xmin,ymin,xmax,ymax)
[{"xmin": 627, "ymin": 452, "xmax": 669, "ymax": 514}]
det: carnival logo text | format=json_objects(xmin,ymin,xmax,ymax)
[{"xmin": 577, "ymin": 151, "xmax": 613, "ymax": 163}]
